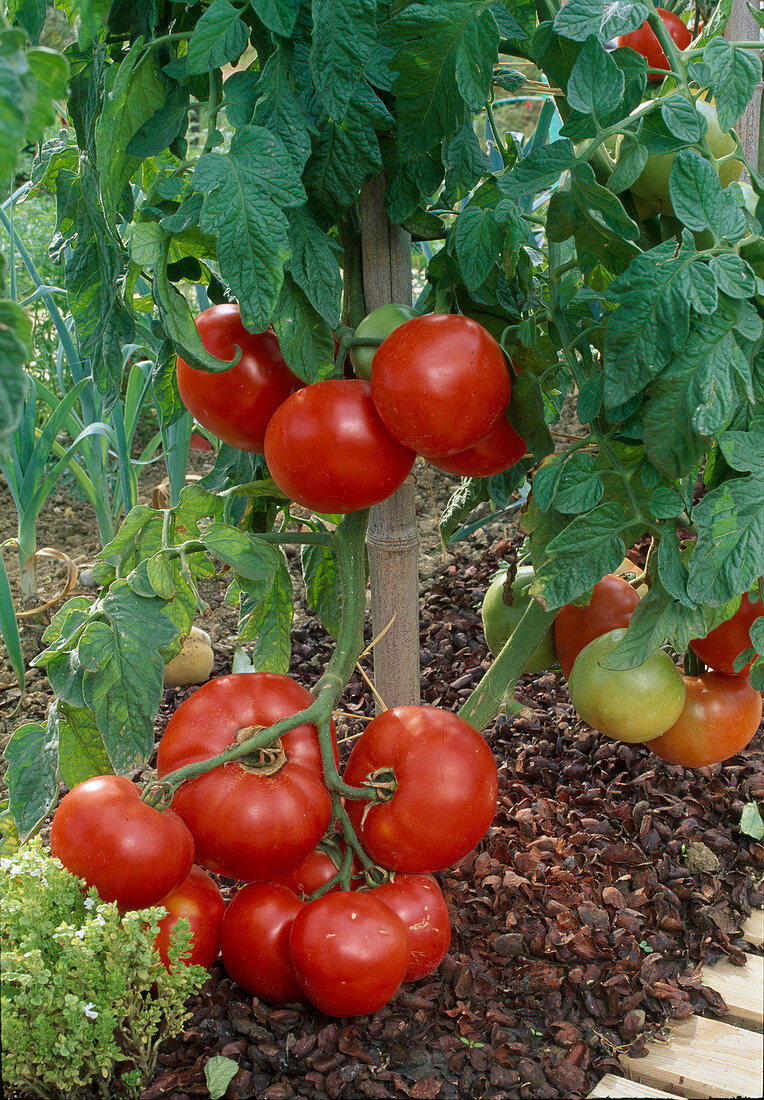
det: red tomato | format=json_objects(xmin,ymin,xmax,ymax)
[
  {"xmin": 425, "ymin": 415, "xmax": 526, "ymax": 478},
  {"xmin": 343, "ymin": 705, "xmax": 498, "ymax": 873},
  {"xmin": 370, "ymin": 873, "xmax": 451, "ymax": 982},
  {"xmin": 371, "ymin": 314, "xmax": 511, "ymax": 456},
  {"xmin": 554, "ymin": 574, "xmax": 641, "ymax": 679},
  {"xmin": 690, "ymin": 591, "xmax": 763, "ymax": 676},
  {"xmin": 617, "ymin": 8, "xmax": 692, "ymax": 83},
  {"xmin": 50, "ymin": 775, "xmax": 195, "ymax": 911},
  {"xmin": 289, "ymin": 891, "xmax": 409, "ymax": 1016},
  {"xmin": 156, "ymin": 673, "xmax": 333, "ymax": 881},
  {"xmin": 648, "ymin": 672, "xmax": 762, "ymax": 767},
  {"xmin": 221, "ymin": 882, "xmax": 308, "ymax": 1003},
  {"xmin": 273, "ymin": 845, "xmax": 362, "ymax": 898},
  {"xmin": 176, "ymin": 304, "xmax": 303, "ymax": 453},
  {"xmin": 264, "ymin": 379, "xmax": 416, "ymax": 514},
  {"xmin": 154, "ymin": 865, "xmax": 225, "ymax": 970}
]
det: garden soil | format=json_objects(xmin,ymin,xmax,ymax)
[{"xmin": 1, "ymin": 453, "xmax": 763, "ymax": 1100}]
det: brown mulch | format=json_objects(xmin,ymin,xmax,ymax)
[{"xmin": 143, "ymin": 535, "xmax": 764, "ymax": 1100}]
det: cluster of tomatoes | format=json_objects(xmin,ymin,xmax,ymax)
[
  {"xmin": 49, "ymin": 675, "xmax": 499, "ymax": 1017},
  {"xmin": 482, "ymin": 561, "xmax": 762, "ymax": 767},
  {"xmin": 176, "ymin": 303, "xmax": 526, "ymax": 515}
]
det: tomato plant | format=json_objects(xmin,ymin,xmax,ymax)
[
  {"xmin": 343, "ymin": 705, "xmax": 498, "ymax": 872},
  {"xmin": 690, "ymin": 590, "xmax": 763, "ymax": 676},
  {"xmin": 554, "ymin": 575, "xmax": 641, "ymax": 679},
  {"xmin": 288, "ymin": 891, "xmax": 410, "ymax": 1016},
  {"xmin": 264, "ymin": 379, "xmax": 415, "ymax": 514},
  {"xmin": 350, "ymin": 303, "xmax": 417, "ymax": 380},
  {"xmin": 154, "ymin": 864, "xmax": 226, "ymax": 970},
  {"xmin": 370, "ymin": 873, "xmax": 451, "ymax": 982},
  {"xmin": 176, "ymin": 305, "xmax": 303, "ymax": 453},
  {"xmin": 617, "ymin": 8, "xmax": 692, "ymax": 82},
  {"xmin": 371, "ymin": 314, "xmax": 511, "ymax": 456},
  {"xmin": 481, "ymin": 564, "xmax": 558, "ymax": 673},
  {"xmin": 220, "ymin": 882, "xmax": 308, "ymax": 1004},
  {"xmin": 648, "ymin": 671, "xmax": 762, "ymax": 767},
  {"xmin": 273, "ymin": 844, "xmax": 362, "ymax": 897},
  {"xmin": 50, "ymin": 776, "xmax": 195, "ymax": 911},
  {"xmin": 427, "ymin": 416, "xmax": 527, "ymax": 479},
  {"xmin": 156, "ymin": 674, "xmax": 334, "ymax": 881},
  {"xmin": 567, "ymin": 629, "xmax": 687, "ymax": 743}
]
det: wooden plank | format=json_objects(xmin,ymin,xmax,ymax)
[
  {"xmin": 587, "ymin": 1072, "xmax": 678, "ymax": 1097},
  {"xmin": 741, "ymin": 908, "xmax": 764, "ymax": 949},
  {"xmin": 702, "ymin": 952, "xmax": 764, "ymax": 1029},
  {"xmin": 620, "ymin": 1015, "xmax": 763, "ymax": 1099}
]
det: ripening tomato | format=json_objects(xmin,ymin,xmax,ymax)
[
  {"xmin": 50, "ymin": 775, "xmax": 195, "ymax": 911},
  {"xmin": 425, "ymin": 415, "xmax": 527, "ymax": 478},
  {"xmin": 154, "ymin": 865, "xmax": 225, "ymax": 970},
  {"xmin": 156, "ymin": 673, "xmax": 333, "ymax": 882},
  {"xmin": 568, "ymin": 628, "xmax": 687, "ymax": 743},
  {"xmin": 272, "ymin": 845, "xmax": 363, "ymax": 897},
  {"xmin": 370, "ymin": 873, "xmax": 451, "ymax": 982},
  {"xmin": 690, "ymin": 590, "xmax": 763, "ymax": 676},
  {"xmin": 264, "ymin": 378, "xmax": 416, "ymax": 514},
  {"xmin": 554, "ymin": 573, "xmax": 641, "ymax": 678},
  {"xmin": 648, "ymin": 671, "xmax": 762, "ymax": 767},
  {"xmin": 176, "ymin": 304, "xmax": 303, "ymax": 452},
  {"xmin": 289, "ymin": 891, "xmax": 410, "ymax": 1016},
  {"xmin": 221, "ymin": 881, "xmax": 308, "ymax": 1003},
  {"xmin": 343, "ymin": 705, "xmax": 498, "ymax": 873},
  {"xmin": 617, "ymin": 8, "xmax": 692, "ymax": 82},
  {"xmin": 350, "ymin": 303, "xmax": 417, "ymax": 380},
  {"xmin": 371, "ymin": 314, "xmax": 511, "ymax": 456}
]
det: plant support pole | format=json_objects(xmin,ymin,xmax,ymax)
[
  {"xmin": 726, "ymin": 0, "xmax": 763, "ymax": 172},
  {"xmin": 360, "ymin": 173, "xmax": 420, "ymax": 709}
]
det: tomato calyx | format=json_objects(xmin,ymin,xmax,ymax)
[
  {"xmin": 234, "ymin": 725, "xmax": 287, "ymax": 774},
  {"xmin": 357, "ymin": 766, "xmax": 398, "ymax": 828}
]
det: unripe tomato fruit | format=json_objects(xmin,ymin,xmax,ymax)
[
  {"xmin": 343, "ymin": 705, "xmax": 498, "ymax": 873},
  {"xmin": 481, "ymin": 565, "xmax": 558, "ymax": 673},
  {"xmin": 617, "ymin": 8, "xmax": 692, "ymax": 83},
  {"xmin": 690, "ymin": 590, "xmax": 763, "ymax": 677},
  {"xmin": 176, "ymin": 304, "xmax": 303, "ymax": 453},
  {"xmin": 648, "ymin": 671, "xmax": 762, "ymax": 767},
  {"xmin": 370, "ymin": 873, "xmax": 451, "ymax": 982},
  {"xmin": 425, "ymin": 415, "xmax": 527, "ymax": 479},
  {"xmin": 50, "ymin": 775, "xmax": 195, "ymax": 911},
  {"xmin": 221, "ymin": 881, "xmax": 308, "ymax": 1004},
  {"xmin": 371, "ymin": 314, "xmax": 511, "ymax": 456},
  {"xmin": 350, "ymin": 303, "xmax": 417, "ymax": 380},
  {"xmin": 554, "ymin": 573, "xmax": 641, "ymax": 678},
  {"xmin": 264, "ymin": 378, "xmax": 415, "ymax": 514},
  {"xmin": 568, "ymin": 628, "xmax": 686, "ymax": 743},
  {"xmin": 289, "ymin": 891, "xmax": 410, "ymax": 1016},
  {"xmin": 154, "ymin": 864, "xmax": 225, "ymax": 970}
]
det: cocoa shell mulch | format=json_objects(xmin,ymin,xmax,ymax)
[{"xmin": 145, "ymin": 536, "xmax": 764, "ymax": 1100}]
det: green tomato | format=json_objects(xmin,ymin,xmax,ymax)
[
  {"xmin": 481, "ymin": 565, "xmax": 558, "ymax": 674},
  {"xmin": 625, "ymin": 99, "xmax": 742, "ymax": 216},
  {"xmin": 568, "ymin": 628, "xmax": 686, "ymax": 743},
  {"xmin": 350, "ymin": 303, "xmax": 417, "ymax": 381}
]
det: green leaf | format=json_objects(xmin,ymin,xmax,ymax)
[
  {"xmin": 739, "ymin": 802, "xmax": 764, "ymax": 840},
  {"xmin": 710, "ymin": 254, "xmax": 756, "ymax": 299},
  {"xmin": 252, "ymin": 48, "xmax": 313, "ymax": 174},
  {"xmin": 661, "ymin": 95, "xmax": 706, "ymax": 143},
  {"xmin": 571, "ymin": 162, "xmax": 639, "ymax": 241},
  {"xmin": 237, "ymin": 555, "xmax": 293, "ymax": 673},
  {"xmin": 704, "ymin": 36, "xmax": 762, "ymax": 132},
  {"xmin": 310, "ymin": 0, "xmax": 377, "ymax": 121},
  {"xmin": 607, "ymin": 135, "xmax": 647, "ymax": 194},
  {"xmin": 669, "ymin": 149, "xmax": 746, "ymax": 241},
  {"xmin": 452, "ymin": 204, "xmax": 502, "ymax": 292},
  {"xmin": 94, "ymin": 41, "xmax": 166, "ymax": 224},
  {"xmin": 152, "ymin": 255, "xmax": 237, "ymax": 374},
  {"xmin": 202, "ymin": 524, "xmax": 281, "ymax": 586},
  {"xmin": 0, "ymin": 552, "xmax": 23, "ymax": 693},
  {"xmin": 187, "ymin": 0, "xmax": 250, "ymax": 75},
  {"xmin": 205, "ymin": 1056, "xmax": 240, "ymax": 1100},
  {"xmin": 194, "ymin": 125, "xmax": 307, "ymax": 330},
  {"xmin": 530, "ymin": 503, "xmax": 627, "ymax": 611},
  {"xmin": 25, "ymin": 48, "xmax": 70, "ymax": 142},
  {"xmin": 57, "ymin": 704, "xmax": 114, "ymax": 789},
  {"xmin": 566, "ymin": 35, "xmax": 624, "ymax": 120},
  {"xmin": 498, "ymin": 138, "xmax": 576, "ymax": 199},
  {"xmin": 126, "ymin": 83, "xmax": 189, "ymax": 158},
  {"xmin": 271, "ymin": 275, "xmax": 338, "ymax": 383},
  {"xmin": 553, "ymin": 0, "xmax": 649, "ymax": 42},
  {"xmin": 442, "ymin": 113, "xmax": 490, "ymax": 205},
  {"xmin": 3, "ymin": 715, "xmax": 59, "ymax": 842},
  {"xmin": 55, "ymin": 0, "xmax": 113, "ymax": 50},
  {"xmin": 0, "ymin": 300, "xmax": 32, "ymax": 438},
  {"xmin": 0, "ymin": 27, "xmax": 37, "ymax": 183},
  {"xmin": 251, "ymin": 0, "xmax": 300, "ymax": 37},
  {"xmin": 551, "ymin": 453, "xmax": 604, "ymax": 514},
  {"xmin": 301, "ymin": 540, "xmax": 342, "ymax": 638},
  {"xmin": 286, "ymin": 205, "xmax": 342, "ymax": 329},
  {"xmin": 303, "ymin": 87, "xmax": 383, "ymax": 218},
  {"xmin": 8, "ymin": 0, "xmax": 48, "ymax": 43}
]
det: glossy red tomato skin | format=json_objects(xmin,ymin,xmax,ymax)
[
  {"xmin": 425, "ymin": 416, "xmax": 526, "ymax": 478},
  {"xmin": 264, "ymin": 379, "xmax": 416, "ymax": 514},
  {"xmin": 273, "ymin": 846, "xmax": 363, "ymax": 898},
  {"xmin": 154, "ymin": 865, "xmax": 225, "ymax": 970},
  {"xmin": 343, "ymin": 705, "xmax": 498, "ymax": 873},
  {"xmin": 617, "ymin": 8, "xmax": 692, "ymax": 83},
  {"xmin": 370, "ymin": 873, "xmax": 451, "ymax": 982},
  {"xmin": 156, "ymin": 674, "xmax": 333, "ymax": 882},
  {"xmin": 648, "ymin": 672, "xmax": 762, "ymax": 767},
  {"xmin": 221, "ymin": 882, "xmax": 308, "ymax": 1003},
  {"xmin": 690, "ymin": 592, "xmax": 762, "ymax": 676},
  {"xmin": 289, "ymin": 891, "xmax": 410, "ymax": 1016},
  {"xmin": 176, "ymin": 304, "xmax": 303, "ymax": 453},
  {"xmin": 50, "ymin": 775, "xmax": 195, "ymax": 911},
  {"xmin": 371, "ymin": 314, "xmax": 511, "ymax": 457},
  {"xmin": 554, "ymin": 574, "xmax": 641, "ymax": 679}
]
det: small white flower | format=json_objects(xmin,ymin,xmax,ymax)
[
  {"xmin": 83, "ymin": 1003, "xmax": 99, "ymax": 1019},
  {"xmin": 84, "ymin": 897, "xmax": 96, "ymax": 910}
]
